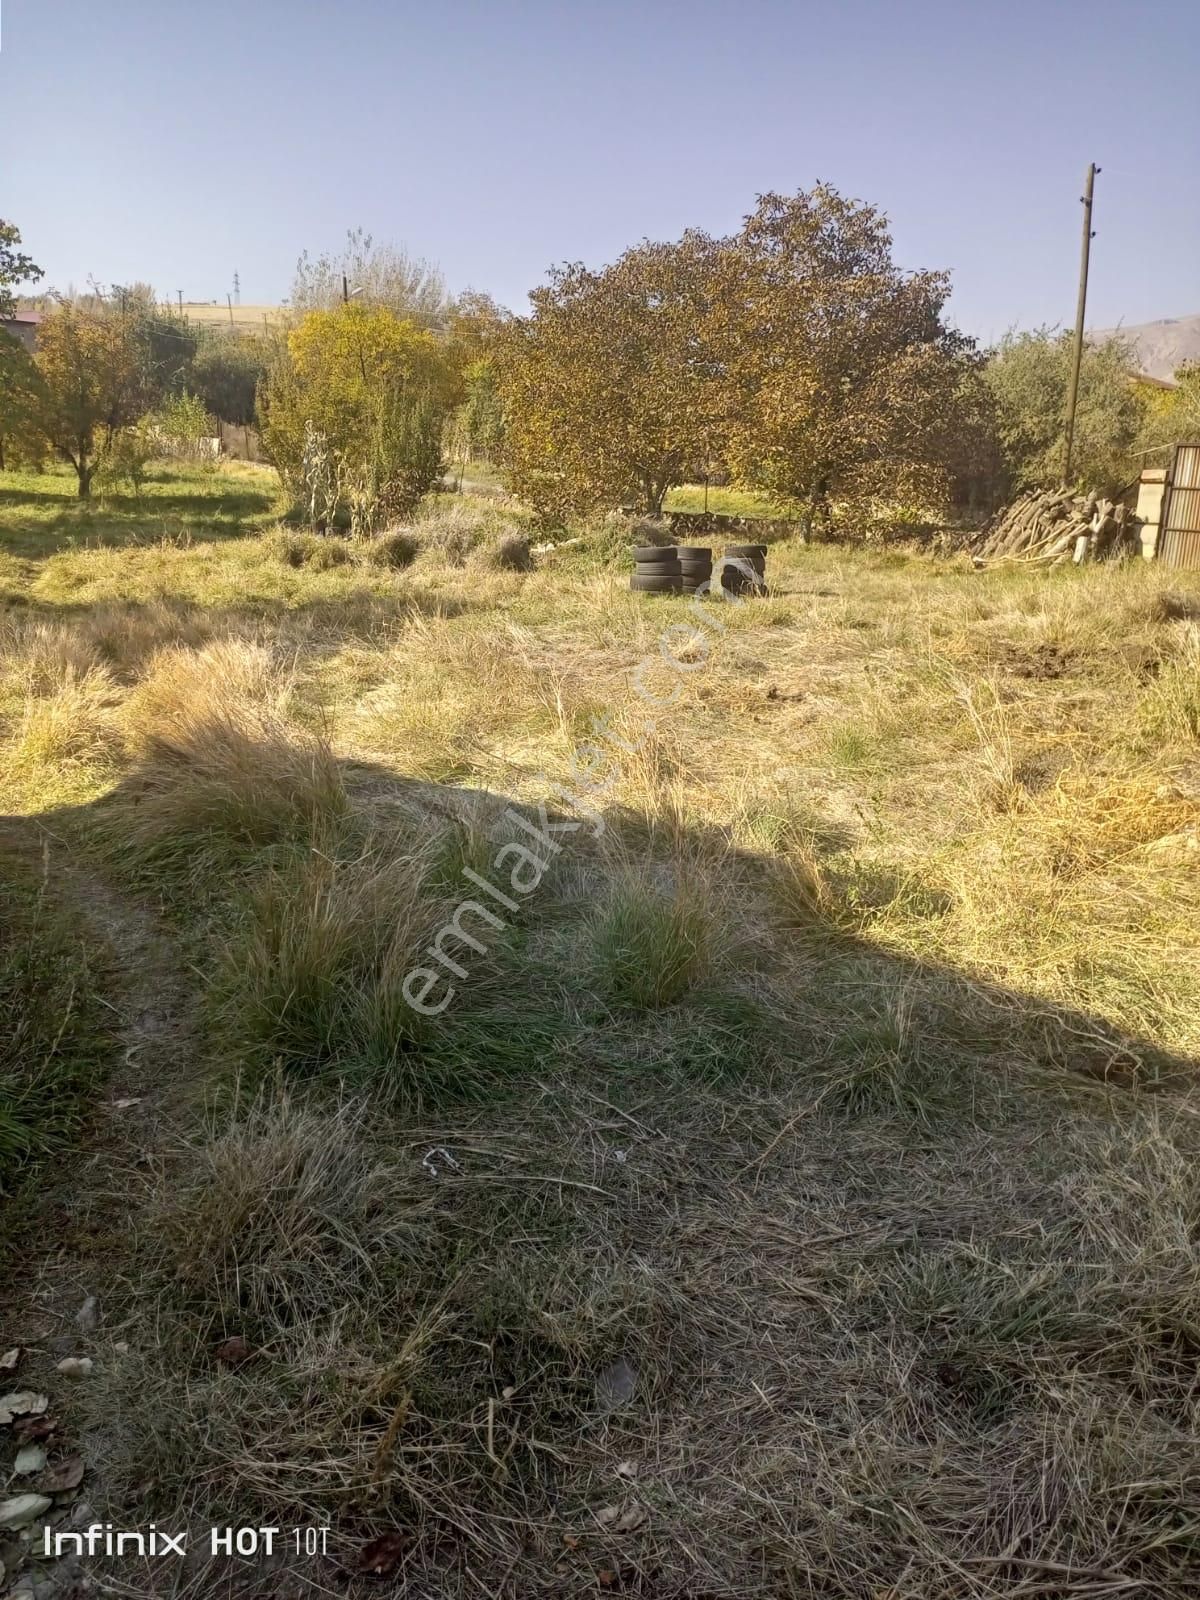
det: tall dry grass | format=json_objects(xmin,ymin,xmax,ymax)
[{"xmin": 5, "ymin": 479, "xmax": 1200, "ymax": 1595}]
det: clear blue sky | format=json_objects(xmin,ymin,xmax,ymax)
[{"xmin": 3, "ymin": 0, "xmax": 1197, "ymax": 341}]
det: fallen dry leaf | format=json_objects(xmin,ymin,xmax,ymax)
[
  {"xmin": 13, "ymin": 1414, "xmax": 57, "ymax": 1442},
  {"xmin": 41, "ymin": 1454, "xmax": 85, "ymax": 1494},
  {"xmin": 356, "ymin": 1530, "xmax": 407, "ymax": 1577},
  {"xmin": 13, "ymin": 1444, "xmax": 47, "ymax": 1475},
  {"xmin": 594, "ymin": 1502, "xmax": 646, "ymax": 1533},
  {"xmin": 597, "ymin": 1571, "xmax": 618, "ymax": 1590},
  {"xmin": 0, "ymin": 1493, "xmax": 52, "ymax": 1531},
  {"xmin": 0, "ymin": 1349, "xmax": 19, "ymax": 1371},
  {"xmin": 562, "ymin": 1532, "xmax": 581, "ymax": 1551},
  {"xmin": 0, "ymin": 1392, "xmax": 47, "ymax": 1425},
  {"xmin": 615, "ymin": 1459, "xmax": 638, "ymax": 1479},
  {"xmin": 214, "ymin": 1335, "xmax": 253, "ymax": 1368}
]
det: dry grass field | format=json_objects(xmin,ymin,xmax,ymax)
[
  {"xmin": 3, "ymin": 461, "xmax": 1200, "ymax": 1598},
  {"xmin": 174, "ymin": 301, "xmax": 286, "ymax": 334}
]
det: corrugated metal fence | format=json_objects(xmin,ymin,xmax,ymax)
[{"xmin": 1158, "ymin": 443, "xmax": 1200, "ymax": 570}]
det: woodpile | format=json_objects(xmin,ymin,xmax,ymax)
[{"xmin": 973, "ymin": 488, "xmax": 1134, "ymax": 568}]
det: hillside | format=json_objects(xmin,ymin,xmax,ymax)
[
  {"xmin": 1091, "ymin": 310, "xmax": 1200, "ymax": 380},
  {"xmin": 176, "ymin": 301, "xmax": 285, "ymax": 332}
]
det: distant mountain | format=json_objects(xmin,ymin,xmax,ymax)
[{"xmin": 1089, "ymin": 313, "xmax": 1200, "ymax": 381}]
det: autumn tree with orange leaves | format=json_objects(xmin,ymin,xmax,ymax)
[{"xmin": 496, "ymin": 186, "xmax": 977, "ymax": 527}]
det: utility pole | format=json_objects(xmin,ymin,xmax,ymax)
[
  {"xmin": 1063, "ymin": 162, "xmax": 1099, "ymax": 486},
  {"xmin": 233, "ymin": 270, "xmax": 240, "ymax": 307},
  {"xmin": 177, "ymin": 288, "xmax": 184, "ymax": 317},
  {"xmin": 227, "ymin": 293, "xmax": 234, "ymax": 327},
  {"xmin": 342, "ymin": 273, "xmax": 349, "ymax": 304}
]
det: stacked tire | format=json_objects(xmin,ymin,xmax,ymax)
[
  {"xmin": 719, "ymin": 543, "xmax": 767, "ymax": 596},
  {"xmin": 675, "ymin": 546, "xmax": 713, "ymax": 595},
  {"xmin": 630, "ymin": 544, "xmax": 682, "ymax": 594}
]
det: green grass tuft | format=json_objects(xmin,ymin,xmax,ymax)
[{"xmin": 588, "ymin": 876, "xmax": 712, "ymax": 1009}]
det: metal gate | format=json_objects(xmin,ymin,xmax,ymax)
[{"xmin": 1158, "ymin": 443, "xmax": 1200, "ymax": 569}]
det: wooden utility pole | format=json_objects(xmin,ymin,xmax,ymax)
[
  {"xmin": 227, "ymin": 293, "xmax": 234, "ymax": 327},
  {"xmin": 1063, "ymin": 162, "xmax": 1099, "ymax": 486}
]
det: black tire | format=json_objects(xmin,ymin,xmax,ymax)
[
  {"xmin": 673, "ymin": 545, "xmax": 712, "ymax": 559},
  {"xmin": 632, "ymin": 544, "xmax": 675, "ymax": 562},
  {"xmin": 633, "ymin": 562, "xmax": 683, "ymax": 577},
  {"xmin": 724, "ymin": 543, "xmax": 767, "ymax": 558},
  {"xmin": 678, "ymin": 561, "xmax": 713, "ymax": 576},
  {"xmin": 630, "ymin": 574, "xmax": 683, "ymax": 593}
]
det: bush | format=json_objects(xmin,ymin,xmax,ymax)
[
  {"xmin": 211, "ymin": 834, "xmax": 444, "ymax": 1083},
  {"xmin": 103, "ymin": 641, "xmax": 348, "ymax": 874},
  {"xmin": 152, "ymin": 392, "xmax": 219, "ymax": 465},
  {"xmin": 95, "ymin": 422, "xmax": 154, "ymax": 498},
  {"xmin": 368, "ymin": 388, "xmax": 444, "ymax": 524},
  {"xmin": 478, "ymin": 531, "xmax": 532, "ymax": 572},
  {"xmin": 258, "ymin": 304, "xmax": 454, "ymax": 527},
  {"xmin": 269, "ymin": 528, "xmax": 353, "ymax": 570},
  {"xmin": 366, "ymin": 528, "xmax": 421, "ymax": 568},
  {"xmin": 417, "ymin": 501, "xmax": 528, "ymax": 566}
]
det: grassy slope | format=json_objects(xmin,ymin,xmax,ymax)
[{"xmin": 3, "ymin": 463, "xmax": 1200, "ymax": 1595}]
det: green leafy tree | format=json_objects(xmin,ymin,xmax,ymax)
[
  {"xmin": 495, "ymin": 187, "xmax": 974, "ymax": 527},
  {"xmin": 95, "ymin": 419, "xmax": 155, "ymax": 499},
  {"xmin": 259, "ymin": 303, "xmax": 455, "ymax": 527},
  {"xmin": 0, "ymin": 219, "xmax": 42, "ymax": 319},
  {"xmin": 455, "ymin": 359, "xmax": 505, "ymax": 462},
  {"xmin": 1135, "ymin": 362, "xmax": 1200, "ymax": 463},
  {"xmin": 983, "ymin": 328, "xmax": 1144, "ymax": 494},
  {"xmin": 0, "ymin": 334, "xmax": 49, "ymax": 471},
  {"xmin": 103, "ymin": 284, "xmax": 197, "ymax": 412},
  {"xmin": 28, "ymin": 302, "xmax": 144, "ymax": 497},
  {"xmin": 152, "ymin": 392, "xmax": 218, "ymax": 463},
  {"xmin": 187, "ymin": 332, "xmax": 266, "ymax": 428}
]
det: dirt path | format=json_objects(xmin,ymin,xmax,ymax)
[{"xmin": 0, "ymin": 813, "xmax": 204, "ymax": 1600}]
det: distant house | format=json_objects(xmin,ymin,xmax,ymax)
[{"xmin": 0, "ymin": 309, "xmax": 43, "ymax": 353}]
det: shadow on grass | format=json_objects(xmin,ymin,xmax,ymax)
[
  {"xmin": 0, "ymin": 589, "xmax": 486, "ymax": 657},
  {"xmin": 3, "ymin": 754, "xmax": 1199, "ymax": 1598},
  {"xmin": 4, "ymin": 749, "xmax": 1194, "ymax": 1119},
  {"xmin": 0, "ymin": 477, "xmax": 282, "ymax": 559}
]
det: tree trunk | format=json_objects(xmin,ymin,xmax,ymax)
[
  {"xmin": 77, "ymin": 458, "xmax": 93, "ymax": 499},
  {"xmin": 642, "ymin": 475, "xmax": 668, "ymax": 516}
]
